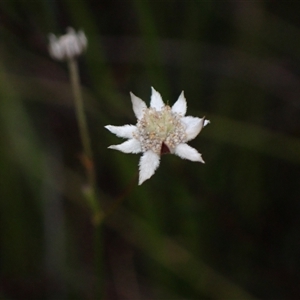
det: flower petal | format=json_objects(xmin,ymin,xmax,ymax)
[
  {"xmin": 138, "ymin": 150, "xmax": 160, "ymax": 185},
  {"xmin": 105, "ymin": 125, "xmax": 137, "ymax": 139},
  {"xmin": 181, "ymin": 116, "xmax": 204, "ymax": 141},
  {"xmin": 130, "ymin": 92, "xmax": 147, "ymax": 119},
  {"xmin": 172, "ymin": 91, "xmax": 187, "ymax": 115},
  {"xmin": 108, "ymin": 138, "xmax": 141, "ymax": 154},
  {"xmin": 182, "ymin": 116, "xmax": 210, "ymax": 141},
  {"xmin": 204, "ymin": 119, "xmax": 210, "ymax": 127},
  {"xmin": 150, "ymin": 87, "xmax": 164, "ymax": 111},
  {"xmin": 174, "ymin": 143, "xmax": 204, "ymax": 163}
]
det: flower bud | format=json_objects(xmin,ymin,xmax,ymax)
[{"xmin": 48, "ymin": 27, "xmax": 87, "ymax": 61}]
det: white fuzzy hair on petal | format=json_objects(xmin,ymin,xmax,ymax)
[
  {"xmin": 105, "ymin": 125, "xmax": 136, "ymax": 139},
  {"xmin": 108, "ymin": 139, "xmax": 141, "ymax": 154},
  {"xmin": 174, "ymin": 143, "xmax": 204, "ymax": 163},
  {"xmin": 138, "ymin": 150, "xmax": 160, "ymax": 185},
  {"xmin": 130, "ymin": 92, "xmax": 147, "ymax": 119},
  {"xmin": 172, "ymin": 91, "xmax": 187, "ymax": 116},
  {"xmin": 181, "ymin": 116, "xmax": 204, "ymax": 141},
  {"xmin": 150, "ymin": 87, "xmax": 164, "ymax": 111}
]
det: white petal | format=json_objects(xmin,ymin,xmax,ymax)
[
  {"xmin": 174, "ymin": 143, "xmax": 204, "ymax": 163},
  {"xmin": 172, "ymin": 91, "xmax": 187, "ymax": 115},
  {"xmin": 150, "ymin": 87, "xmax": 164, "ymax": 111},
  {"xmin": 130, "ymin": 92, "xmax": 147, "ymax": 119},
  {"xmin": 181, "ymin": 116, "xmax": 205, "ymax": 141},
  {"xmin": 138, "ymin": 150, "xmax": 160, "ymax": 185},
  {"xmin": 105, "ymin": 125, "xmax": 136, "ymax": 139},
  {"xmin": 108, "ymin": 138, "xmax": 141, "ymax": 154},
  {"xmin": 204, "ymin": 119, "xmax": 210, "ymax": 127},
  {"xmin": 78, "ymin": 30, "xmax": 87, "ymax": 48}
]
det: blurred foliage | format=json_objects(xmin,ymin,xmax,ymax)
[{"xmin": 1, "ymin": 0, "xmax": 300, "ymax": 299}]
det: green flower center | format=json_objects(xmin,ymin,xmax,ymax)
[{"xmin": 134, "ymin": 106, "xmax": 186, "ymax": 154}]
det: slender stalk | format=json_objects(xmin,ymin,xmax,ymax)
[
  {"xmin": 67, "ymin": 57, "xmax": 101, "ymax": 219},
  {"xmin": 68, "ymin": 58, "xmax": 93, "ymax": 170}
]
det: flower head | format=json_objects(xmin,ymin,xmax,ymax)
[
  {"xmin": 48, "ymin": 27, "xmax": 87, "ymax": 61},
  {"xmin": 105, "ymin": 87, "xmax": 210, "ymax": 185}
]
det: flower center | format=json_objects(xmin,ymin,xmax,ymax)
[{"xmin": 134, "ymin": 106, "xmax": 186, "ymax": 154}]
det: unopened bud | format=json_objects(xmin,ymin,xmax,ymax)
[{"xmin": 48, "ymin": 27, "xmax": 87, "ymax": 61}]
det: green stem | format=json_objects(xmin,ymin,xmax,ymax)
[
  {"xmin": 68, "ymin": 57, "xmax": 101, "ymax": 219},
  {"xmin": 68, "ymin": 58, "xmax": 93, "ymax": 164},
  {"xmin": 68, "ymin": 58, "xmax": 104, "ymax": 299}
]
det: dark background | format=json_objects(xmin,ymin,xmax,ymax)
[{"xmin": 1, "ymin": 1, "xmax": 300, "ymax": 299}]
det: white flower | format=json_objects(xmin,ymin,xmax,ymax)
[
  {"xmin": 48, "ymin": 27, "xmax": 87, "ymax": 60},
  {"xmin": 105, "ymin": 87, "xmax": 210, "ymax": 185}
]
